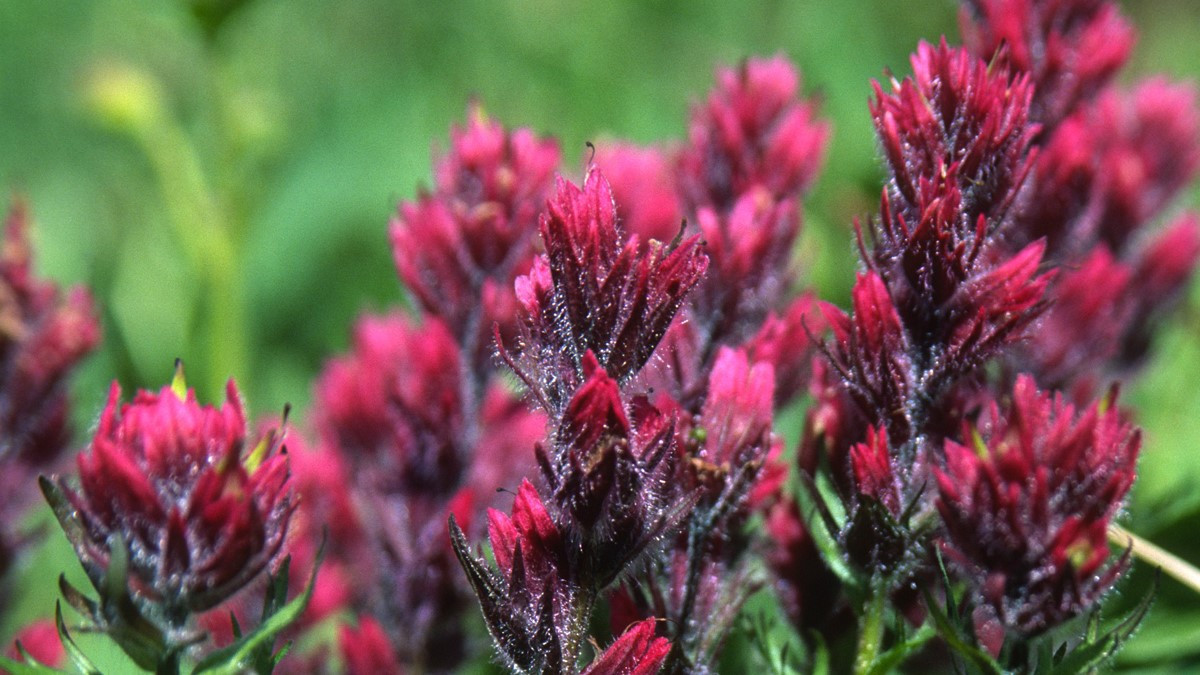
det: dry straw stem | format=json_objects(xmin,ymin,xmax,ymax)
[{"xmin": 1108, "ymin": 524, "xmax": 1200, "ymax": 595}]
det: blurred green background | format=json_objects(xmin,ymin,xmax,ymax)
[{"xmin": 3, "ymin": 0, "xmax": 1200, "ymax": 670}]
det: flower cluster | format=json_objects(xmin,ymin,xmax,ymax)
[
  {"xmin": 817, "ymin": 39, "xmax": 1051, "ymax": 512},
  {"xmin": 580, "ymin": 57, "xmax": 829, "ymax": 673},
  {"xmin": 503, "ymin": 169, "xmax": 707, "ymax": 407},
  {"xmin": 6, "ymin": 0, "xmax": 1199, "ymax": 673},
  {"xmin": 452, "ymin": 169, "xmax": 701, "ymax": 672},
  {"xmin": 764, "ymin": 0, "xmax": 1178, "ymax": 668},
  {"xmin": 1014, "ymin": 80, "xmax": 1200, "ymax": 396},
  {"xmin": 959, "ymin": 0, "xmax": 1200, "ymax": 399},
  {"xmin": 68, "ymin": 378, "xmax": 291, "ymax": 614},
  {"xmin": 960, "ymin": 0, "xmax": 1134, "ymax": 129}
]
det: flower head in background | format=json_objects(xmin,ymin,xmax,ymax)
[
  {"xmin": 6, "ymin": 619, "xmax": 65, "ymax": 670},
  {"xmin": 679, "ymin": 55, "xmax": 828, "ymax": 212},
  {"xmin": 315, "ymin": 312, "xmax": 466, "ymax": 495},
  {"xmin": 593, "ymin": 142, "xmax": 683, "ymax": 246},
  {"xmin": 672, "ymin": 56, "xmax": 828, "ymax": 365},
  {"xmin": 0, "ymin": 203, "xmax": 100, "ymax": 585},
  {"xmin": 391, "ymin": 106, "xmax": 560, "ymax": 376},
  {"xmin": 339, "ymin": 615, "xmax": 401, "ymax": 675},
  {"xmin": 960, "ymin": 0, "xmax": 1134, "ymax": 128}
]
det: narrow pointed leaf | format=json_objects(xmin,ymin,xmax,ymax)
[
  {"xmin": 191, "ymin": 545, "xmax": 323, "ymax": 674},
  {"xmin": 54, "ymin": 603, "xmax": 101, "ymax": 675},
  {"xmin": 0, "ymin": 655, "xmax": 67, "ymax": 675}
]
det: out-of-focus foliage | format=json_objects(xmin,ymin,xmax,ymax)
[{"xmin": 2, "ymin": 0, "xmax": 1199, "ymax": 670}]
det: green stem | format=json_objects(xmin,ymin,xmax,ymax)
[
  {"xmin": 853, "ymin": 587, "xmax": 886, "ymax": 675},
  {"xmin": 203, "ymin": 247, "xmax": 247, "ymax": 398},
  {"xmin": 132, "ymin": 88, "xmax": 249, "ymax": 398}
]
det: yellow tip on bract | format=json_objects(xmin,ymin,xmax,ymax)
[
  {"xmin": 171, "ymin": 359, "xmax": 188, "ymax": 400},
  {"xmin": 971, "ymin": 427, "xmax": 988, "ymax": 459},
  {"xmin": 1065, "ymin": 537, "xmax": 1094, "ymax": 570},
  {"xmin": 1099, "ymin": 388, "xmax": 1115, "ymax": 415},
  {"xmin": 243, "ymin": 429, "xmax": 274, "ymax": 474}
]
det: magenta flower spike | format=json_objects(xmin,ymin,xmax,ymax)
[
  {"xmin": 505, "ymin": 169, "xmax": 707, "ymax": 411},
  {"xmin": 823, "ymin": 41, "xmax": 1049, "ymax": 461},
  {"xmin": 871, "ymin": 39, "xmax": 1037, "ymax": 227}
]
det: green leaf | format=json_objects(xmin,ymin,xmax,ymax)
[
  {"xmin": 812, "ymin": 456, "xmax": 848, "ymax": 529},
  {"xmin": 808, "ymin": 630, "xmax": 830, "ymax": 675},
  {"xmin": 742, "ymin": 611, "xmax": 804, "ymax": 675},
  {"xmin": 98, "ymin": 534, "xmax": 171, "ymax": 672},
  {"xmin": 921, "ymin": 589, "xmax": 1004, "ymax": 675},
  {"xmin": 794, "ymin": 474, "xmax": 858, "ymax": 588},
  {"xmin": 1050, "ymin": 570, "xmax": 1158, "ymax": 675},
  {"xmin": 0, "ymin": 640, "xmax": 70, "ymax": 675},
  {"xmin": 55, "ymin": 602, "xmax": 102, "ymax": 675},
  {"xmin": 865, "ymin": 625, "xmax": 935, "ymax": 675},
  {"xmin": 1049, "ymin": 634, "xmax": 1118, "ymax": 675},
  {"xmin": 191, "ymin": 546, "xmax": 323, "ymax": 674},
  {"xmin": 0, "ymin": 654, "xmax": 68, "ymax": 675}
]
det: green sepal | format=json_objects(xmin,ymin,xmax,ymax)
[
  {"xmin": 239, "ymin": 555, "xmax": 294, "ymax": 673},
  {"xmin": 171, "ymin": 358, "xmax": 188, "ymax": 400},
  {"xmin": 921, "ymin": 589, "xmax": 1003, "ymax": 674},
  {"xmin": 59, "ymin": 575, "xmax": 99, "ymax": 620},
  {"xmin": 38, "ymin": 477, "xmax": 104, "ymax": 590},
  {"xmin": 920, "ymin": 551, "xmax": 1004, "ymax": 674},
  {"xmin": 100, "ymin": 534, "xmax": 174, "ymax": 672}
]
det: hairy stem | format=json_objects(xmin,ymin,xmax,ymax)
[{"xmin": 853, "ymin": 586, "xmax": 886, "ymax": 675}]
